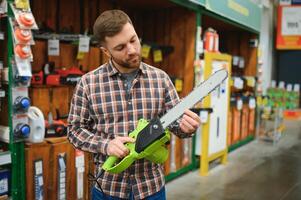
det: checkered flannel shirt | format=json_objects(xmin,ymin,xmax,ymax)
[{"xmin": 68, "ymin": 61, "xmax": 188, "ymax": 199}]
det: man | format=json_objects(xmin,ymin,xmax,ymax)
[{"xmin": 68, "ymin": 10, "xmax": 201, "ymax": 200}]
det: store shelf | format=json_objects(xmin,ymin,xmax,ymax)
[
  {"xmin": 228, "ymin": 135, "xmax": 254, "ymax": 152},
  {"xmin": 165, "ymin": 163, "xmax": 195, "ymax": 182},
  {"xmin": 0, "ymin": 151, "xmax": 11, "ymax": 165}
]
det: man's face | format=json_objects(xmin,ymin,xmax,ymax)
[{"xmin": 102, "ymin": 22, "xmax": 141, "ymax": 70}]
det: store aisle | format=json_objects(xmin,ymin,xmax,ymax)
[{"xmin": 166, "ymin": 120, "xmax": 301, "ymax": 200}]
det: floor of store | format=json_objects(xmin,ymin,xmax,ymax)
[{"xmin": 166, "ymin": 120, "xmax": 301, "ymax": 200}]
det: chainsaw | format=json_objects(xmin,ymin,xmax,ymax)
[{"xmin": 102, "ymin": 69, "xmax": 228, "ymax": 174}]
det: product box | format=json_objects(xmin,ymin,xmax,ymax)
[{"xmin": 0, "ymin": 169, "xmax": 10, "ymax": 196}]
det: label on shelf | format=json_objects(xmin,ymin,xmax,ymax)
[
  {"xmin": 196, "ymin": 40, "xmax": 204, "ymax": 54},
  {"xmin": 78, "ymin": 36, "xmax": 90, "ymax": 53},
  {"xmin": 0, "ymin": 90, "xmax": 5, "ymax": 97},
  {"xmin": 249, "ymin": 98, "xmax": 256, "ymax": 109},
  {"xmin": 75, "ymin": 150, "xmax": 85, "ymax": 168},
  {"xmin": 0, "ymin": 32, "xmax": 4, "ymax": 40},
  {"xmin": 15, "ymin": 57, "xmax": 32, "ymax": 77},
  {"xmin": 141, "ymin": 44, "xmax": 151, "ymax": 58},
  {"xmin": 237, "ymin": 99, "xmax": 243, "ymax": 110},
  {"xmin": 234, "ymin": 77, "xmax": 244, "ymax": 89},
  {"xmin": 0, "ymin": 125, "xmax": 10, "ymax": 143},
  {"xmin": 0, "ymin": 152, "xmax": 11, "ymax": 166},
  {"xmin": 48, "ymin": 39, "xmax": 60, "ymax": 56},
  {"xmin": 238, "ymin": 58, "xmax": 245, "ymax": 68},
  {"xmin": 153, "ymin": 49, "xmax": 163, "ymax": 63},
  {"xmin": 0, "ymin": 0, "xmax": 7, "ymax": 14}
]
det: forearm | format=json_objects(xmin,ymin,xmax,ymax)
[{"xmin": 68, "ymin": 124, "xmax": 109, "ymax": 154}]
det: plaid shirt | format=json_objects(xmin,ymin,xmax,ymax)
[{"xmin": 68, "ymin": 61, "xmax": 187, "ymax": 199}]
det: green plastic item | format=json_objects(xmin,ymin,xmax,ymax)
[{"xmin": 102, "ymin": 119, "xmax": 171, "ymax": 174}]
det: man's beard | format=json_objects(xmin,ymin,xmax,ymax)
[{"xmin": 111, "ymin": 54, "xmax": 141, "ymax": 69}]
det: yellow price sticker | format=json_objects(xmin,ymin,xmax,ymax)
[
  {"xmin": 141, "ymin": 45, "xmax": 151, "ymax": 58},
  {"xmin": 15, "ymin": 0, "xmax": 30, "ymax": 10},
  {"xmin": 256, "ymin": 96, "xmax": 262, "ymax": 106},
  {"xmin": 230, "ymin": 78, "xmax": 234, "ymax": 86},
  {"xmin": 262, "ymin": 97, "xmax": 268, "ymax": 106},
  {"xmin": 175, "ymin": 79, "xmax": 183, "ymax": 92},
  {"xmin": 76, "ymin": 51, "xmax": 85, "ymax": 60},
  {"xmin": 247, "ymin": 77, "xmax": 255, "ymax": 87},
  {"xmin": 153, "ymin": 49, "xmax": 163, "ymax": 63}
]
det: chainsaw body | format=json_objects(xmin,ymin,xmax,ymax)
[
  {"xmin": 101, "ymin": 69, "xmax": 229, "ymax": 174},
  {"xmin": 102, "ymin": 117, "xmax": 170, "ymax": 174}
]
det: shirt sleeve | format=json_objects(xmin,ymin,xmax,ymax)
[
  {"xmin": 163, "ymin": 73, "xmax": 192, "ymax": 139},
  {"xmin": 67, "ymin": 77, "xmax": 110, "ymax": 154}
]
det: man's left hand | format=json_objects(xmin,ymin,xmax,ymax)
[{"xmin": 179, "ymin": 109, "xmax": 201, "ymax": 135}]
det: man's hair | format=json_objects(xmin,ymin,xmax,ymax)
[{"xmin": 93, "ymin": 10, "xmax": 133, "ymax": 46}]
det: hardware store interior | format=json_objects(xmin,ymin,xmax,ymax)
[{"xmin": 0, "ymin": 0, "xmax": 301, "ymax": 199}]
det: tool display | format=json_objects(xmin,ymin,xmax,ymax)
[
  {"xmin": 31, "ymin": 63, "xmax": 84, "ymax": 86},
  {"xmin": 14, "ymin": 123, "xmax": 30, "ymax": 138},
  {"xmin": 102, "ymin": 69, "xmax": 228, "ymax": 174},
  {"xmin": 13, "ymin": 96, "xmax": 30, "ymax": 113}
]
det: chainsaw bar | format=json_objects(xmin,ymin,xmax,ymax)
[{"xmin": 160, "ymin": 69, "xmax": 228, "ymax": 129}]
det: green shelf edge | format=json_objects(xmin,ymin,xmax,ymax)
[{"xmin": 165, "ymin": 163, "xmax": 195, "ymax": 182}]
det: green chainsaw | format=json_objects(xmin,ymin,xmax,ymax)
[{"xmin": 102, "ymin": 69, "xmax": 228, "ymax": 174}]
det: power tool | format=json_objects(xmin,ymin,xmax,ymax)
[{"xmin": 102, "ymin": 69, "xmax": 228, "ymax": 174}]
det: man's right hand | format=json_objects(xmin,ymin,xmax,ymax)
[{"xmin": 107, "ymin": 136, "xmax": 135, "ymax": 158}]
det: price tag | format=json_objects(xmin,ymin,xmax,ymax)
[
  {"xmin": 153, "ymin": 49, "xmax": 163, "ymax": 63},
  {"xmin": 249, "ymin": 98, "xmax": 256, "ymax": 109},
  {"xmin": 237, "ymin": 99, "xmax": 243, "ymax": 110},
  {"xmin": 75, "ymin": 150, "xmax": 85, "ymax": 168},
  {"xmin": 286, "ymin": 84, "xmax": 292, "ymax": 91},
  {"xmin": 35, "ymin": 160, "xmax": 43, "ymax": 175},
  {"xmin": 247, "ymin": 77, "xmax": 255, "ymax": 87},
  {"xmin": 175, "ymin": 79, "xmax": 183, "ymax": 92},
  {"xmin": 238, "ymin": 58, "xmax": 245, "ymax": 68},
  {"xmin": 293, "ymin": 84, "xmax": 300, "ymax": 92},
  {"xmin": 141, "ymin": 44, "xmax": 151, "ymax": 58},
  {"xmin": 256, "ymin": 96, "xmax": 262, "ymax": 106},
  {"xmin": 233, "ymin": 56, "xmax": 239, "ymax": 66},
  {"xmin": 48, "ymin": 39, "xmax": 60, "ymax": 56},
  {"xmin": 78, "ymin": 36, "xmax": 90, "ymax": 53},
  {"xmin": 76, "ymin": 51, "xmax": 85, "ymax": 60},
  {"xmin": 262, "ymin": 97, "xmax": 268, "ymax": 106},
  {"xmin": 196, "ymin": 40, "xmax": 203, "ymax": 54},
  {"xmin": 15, "ymin": 57, "xmax": 32, "ymax": 77},
  {"xmin": 0, "ymin": 90, "xmax": 5, "ymax": 97},
  {"xmin": 0, "ymin": 1, "xmax": 7, "ymax": 14},
  {"xmin": 234, "ymin": 77, "xmax": 243, "ymax": 89}
]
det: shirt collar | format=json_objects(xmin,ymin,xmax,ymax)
[{"xmin": 107, "ymin": 59, "xmax": 147, "ymax": 77}]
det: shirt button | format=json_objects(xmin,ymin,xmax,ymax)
[
  {"xmin": 129, "ymin": 120, "xmax": 133, "ymax": 124},
  {"xmin": 124, "ymin": 83, "xmax": 127, "ymax": 87},
  {"xmin": 128, "ymin": 101, "xmax": 132, "ymax": 105}
]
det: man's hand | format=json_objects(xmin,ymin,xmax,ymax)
[
  {"xmin": 107, "ymin": 136, "xmax": 135, "ymax": 158},
  {"xmin": 179, "ymin": 109, "xmax": 201, "ymax": 135}
]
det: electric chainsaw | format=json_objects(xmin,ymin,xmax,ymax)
[{"xmin": 102, "ymin": 69, "xmax": 228, "ymax": 174}]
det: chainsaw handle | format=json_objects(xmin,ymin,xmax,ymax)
[
  {"xmin": 102, "ymin": 155, "xmax": 119, "ymax": 170},
  {"xmin": 102, "ymin": 152, "xmax": 137, "ymax": 174}
]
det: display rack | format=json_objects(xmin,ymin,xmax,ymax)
[{"xmin": 256, "ymin": 105, "xmax": 285, "ymax": 145}]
